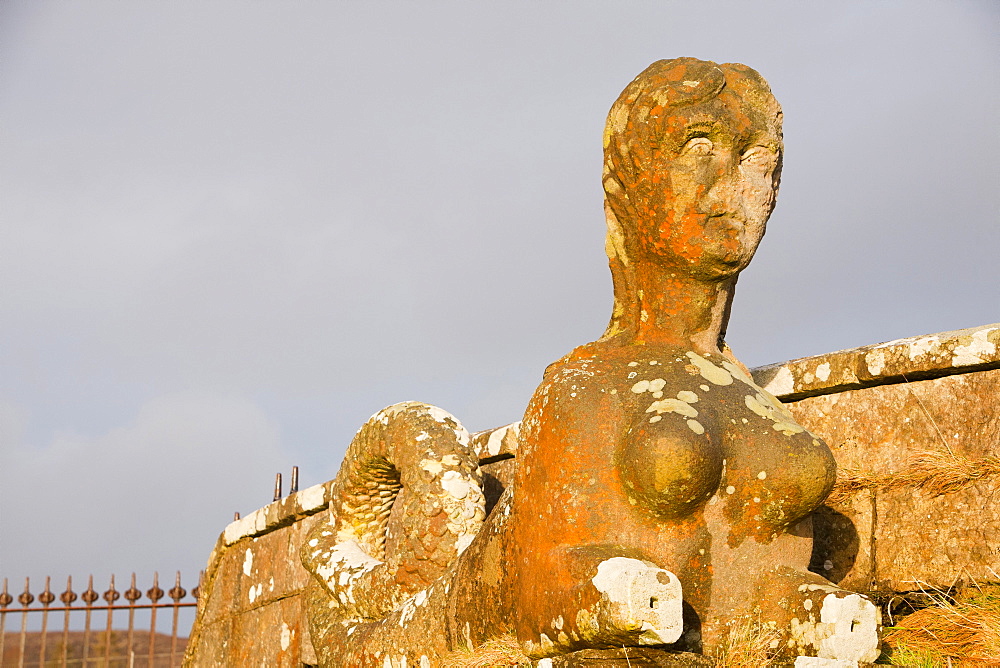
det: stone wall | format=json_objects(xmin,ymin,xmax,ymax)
[
  {"xmin": 184, "ymin": 427, "xmax": 518, "ymax": 666},
  {"xmin": 184, "ymin": 323, "xmax": 999, "ymax": 666},
  {"xmin": 753, "ymin": 323, "xmax": 1000, "ymax": 592}
]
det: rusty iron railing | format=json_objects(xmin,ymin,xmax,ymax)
[{"xmin": 0, "ymin": 572, "xmax": 200, "ymax": 667}]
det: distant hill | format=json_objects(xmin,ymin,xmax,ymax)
[{"xmin": 2, "ymin": 630, "xmax": 188, "ymax": 667}]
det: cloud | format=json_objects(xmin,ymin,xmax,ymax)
[
  {"xmin": 0, "ymin": 392, "xmax": 291, "ymax": 581},
  {"xmin": 0, "ymin": 0, "xmax": 996, "ymax": 590}
]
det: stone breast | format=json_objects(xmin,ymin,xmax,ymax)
[{"xmin": 616, "ymin": 414, "xmax": 724, "ymax": 519}]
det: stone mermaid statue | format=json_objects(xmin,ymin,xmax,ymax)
[{"xmin": 300, "ymin": 57, "xmax": 881, "ymax": 666}]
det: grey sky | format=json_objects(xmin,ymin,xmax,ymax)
[{"xmin": 1, "ymin": 0, "xmax": 998, "ymax": 597}]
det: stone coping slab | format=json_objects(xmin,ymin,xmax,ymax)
[
  {"xmin": 216, "ymin": 424, "xmax": 520, "ymax": 549},
  {"xmin": 216, "ymin": 323, "xmax": 1000, "ymax": 550},
  {"xmin": 751, "ymin": 323, "xmax": 1000, "ymax": 401}
]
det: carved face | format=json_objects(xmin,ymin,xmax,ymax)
[{"xmin": 634, "ymin": 95, "xmax": 781, "ymax": 280}]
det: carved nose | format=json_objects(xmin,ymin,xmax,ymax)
[{"xmin": 703, "ymin": 168, "xmax": 744, "ymax": 217}]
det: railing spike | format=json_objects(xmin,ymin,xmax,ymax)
[
  {"xmin": 0, "ymin": 577, "xmax": 11, "ymax": 607},
  {"xmin": 103, "ymin": 573, "xmax": 120, "ymax": 604},
  {"xmin": 290, "ymin": 465, "xmax": 299, "ymax": 493},
  {"xmin": 125, "ymin": 572, "xmax": 142, "ymax": 603},
  {"xmin": 39, "ymin": 575, "xmax": 55, "ymax": 606},
  {"xmin": 168, "ymin": 571, "xmax": 186, "ymax": 602},
  {"xmin": 82, "ymin": 574, "xmax": 99, "ymax": 605},
  {"xmin": 18, "ymin": 576, "xmax": 34, "ymax": 607},
  {"xmin": 274, "ymin": 472, "xmax": 283, "ymax": 501},
  {"xmin": 60, "ymin": 575, "xmax": 77, "ymax": 604},
  {"xmin": 148, "ymin": 571, "xmax": 164, "ymax": 603}
]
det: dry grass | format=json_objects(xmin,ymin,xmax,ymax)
[
  {"xmin": 440, "ymin": 632, "xmax": 531, "ymax": 667},
  {"xmin": 827, "ymin": 449, "xmax": 1000, "ymax": 505},
  {"xmin": 883, "ymin": 583, "xmax": 1000, "ymax": 666},
  {"xmin": 709, "ymin": 616, "xmax": 782, "ymax": 667}
]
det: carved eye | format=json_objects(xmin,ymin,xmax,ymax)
[
  {"xmin": 740, "ymin": 146, "xmax": 777, "ymax": 170},
  {"xmin": 681, "ymin": 137, "xmax": 714, "ymax": 157}
]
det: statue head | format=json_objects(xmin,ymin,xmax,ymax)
[{"xmin": 600, "ymin": 58, "xmax": 783, "ymax": 341}]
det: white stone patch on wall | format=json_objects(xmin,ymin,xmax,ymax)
[
  {"xmin": 865, "ymin": 350, "xmax": 886, "ymax": 376},
  {"xmin": 762, "ymin": 365, "xmax": 794, "ymax": 396},
  {"xmin": 817, "ymin": 593, "xmax": 880, "ymax": 662},
  {"xmin": 907, "ymin": 336, "xmax": 938, "ymax": 360},
  {"xmin": 815, "ymin": 362, "xmax": 831, "ymax": 382},
  {"xmin": 243, "ymin": 548, "xmax": 254, "ymax": 576},
  {"xmin": 590, "ymin": 557, "xmax": 683, "ymax": 645},
  {"xmin": 312, "ymin": 538, "xmax": 381, "ymax": 594},
  {"xmin": 280, "ymin": 622, "xmax": 291, "ymax": 651},
  {"xmin": 297, "ymin": 483, "xmax": 326, "ymax": 512},
  {"xmin": 794, "ymin": 658, "xmax": 858, "ymax": 668},
  {"xmin": 953, "ymin": 327, "xmax": 997, "ymax": 366}
]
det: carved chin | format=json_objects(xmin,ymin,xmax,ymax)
[{"xmin": 689, "ymin": 249, "xmax": 755, "ymax": 280}]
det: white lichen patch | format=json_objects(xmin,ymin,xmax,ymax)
[
  {"xmin": 591, "ymin": 557, "xmax": 683, "ymax": 644},
  {"xmin": 676, "ymin": 390, "xmax": 698, "ymax": 403},
  {"xmin": 686, "ymin": 419, "xmax": 704, "ymax": 434},
  {"xmin": 243, "ymin": 548, "xmax": 254, "ymax": 576},
  {"xmin": 440, "ymin": 470, "xmax": 471, "ymax": 499},
  {"xmin": 744, "ymin": 393, "xmax": 804, "ymax": 435},
  {"xmin": 646, "ymin": 398, "xmax": 698, "ymax": 418},
  {"xmin": 685, "ymin": 352, "xmax": 733, "ymax": 386},
  {"xmin": 953, "ymin": 327, "xmax": 997, "ymax": 366},
  {"xmin": 312, "ymin": 538, "xmax": 382, "ymax": 600},
  {"xmin": 719, "ymin": 359, "xmax": 754, "ymax": 386},
  {"xmin": 280, "ymin": 622, "xmax": 291, "ymax": 651},
  {"xmin": 907, "ymin": 336, "xmax": 939, "ymax": 360},
  {"xmin": 420, "ymin": 459, "xmax": 444, "ymax": 475},
  {"xmin": 865, "ymin": 349, "xmax": 886, "ymax": 376},
  {"xmin": 631, "ymin": 380, "xmax": 650, "ymax": 393},
  {"xmin": 815, "ymin": 362, "xmax": 831, "ymax": 382}
]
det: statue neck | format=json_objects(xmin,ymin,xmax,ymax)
[{"xmin": 628, "ymin": 268, "xmax": 735, "ymax": 354}]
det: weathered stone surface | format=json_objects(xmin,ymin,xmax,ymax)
[
  {"xmin": 753, "ymin": 323, "xmax": 1000, "ymax": 402},
  {"xmin": 283, "ymin": 57, "xmax": 878, "ymax": 666},
  {"xmin": 779, "ymin": 356, "xmax": 1000, "ymax": 591},
  {"xmin": 185, "ymin": 487, "xmax": 330, "ymax": 665},
  {"xmin": 808, "ymin": 496, "xmax": 874, "ymax": 592},
  {"xmin": 187, "ymin": 58, "xmax": 893, "ymax": 666}
]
